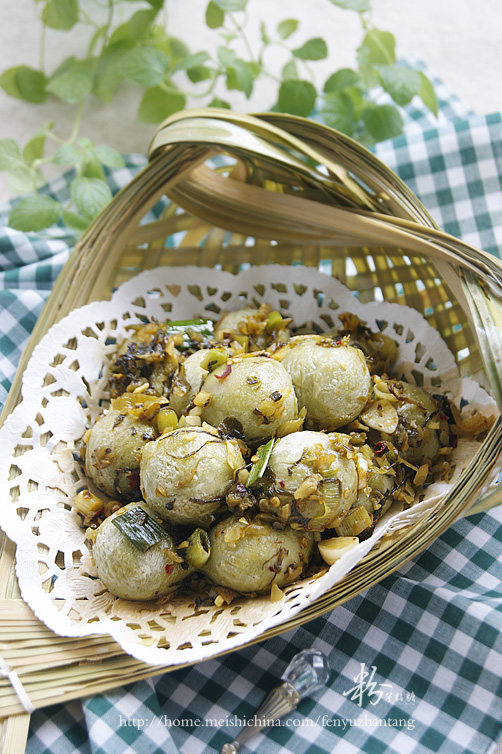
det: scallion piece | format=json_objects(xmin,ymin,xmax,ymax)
[
  {"xmin": 164, "ymin": 318, "xmax": 214, "ymax": 351},
  {"xmin": 111, "ymin": 505, "xmax": 170, "ymax": 552},
  {"xmin": 246, "ymin": 438, "xmax": 275, "ymax": 487}
]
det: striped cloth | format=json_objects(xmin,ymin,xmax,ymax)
[{"xmin": 0, "ymin": 64, "xmax": 500, "ymax": 754}]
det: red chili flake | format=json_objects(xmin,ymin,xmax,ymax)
[
  {"xmin": 279, "ymin": 480, "xmax": 285, "ymax": 488},
  {"xmin": 128, "ymin": 471, "xmax": 140, "ymax": 492},
  {"xmin": 165, "ymin": 564, "xmax": 174, "ymax": 574},
  {"xmin": 269, "ymin": 566, "xmax": 275, "ymax": 572},
  {"xmin": 374, "ymin": 441, "xmax": 387, "ymax": 456},
  {"xmin": 215, "ymin": 363, "xmax": 232, "ymax": 380},
  {"xmin": 449, "ymin": 433, "xmax": 458, "ymax": 448}
]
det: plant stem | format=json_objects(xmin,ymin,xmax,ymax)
[{"xmin": 228, "ymin": 12, "xmax": 256, "ymax": 63}]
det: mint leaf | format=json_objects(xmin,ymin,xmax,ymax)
[
  {"xmin": 47, "ymin": 60, "xmax": 93, "ymax": 103},
  {"xmin": 52, "ymin": 144, "xmax": 83, "ymax": 168},
  {"xmin": 6, "ymin": 166, "xmax": 38, "ymax": 196},
  {"xmin": 82, "ymin": 158, "xmax": 105, "ymax": 180},
  {"xmin": 93, "ymin": 41, "xmax": 134, "ymax": 103},
  {"xmin": 61, "ymin": 209, "xmax": 89, "ymax": 231},
  {"xmin": 320, "ymin": 91, "xmax": 355, "ymax": 134},
  {"xmin": 121, "ymin": 47, "xmax": 170, "ymax": 87},
  {"xmin": 173, "ymin": 52, "xmax": 210, "ymax": 72},
  {"xmin": 362, "ymin": 104, "xmax": 403, "ymax": 142},
  {"xmin": 110, "ymin": 9, "xmax": 157, "ymax": 43},
  {"xmin": 328, "ymin": 0, "xmax": 370, "ymax": 10},
  {"xmin": 419, "ymin": 71, "xmax": 438, "ymax": 116},
  {"xmin": 93, "ymin": 145, "xmax": 125, "ymax": 169},
  {"xmin": 23, "ymin": 129, "xmax": 49, "ymax": 166},
  {"xmin": 208, "ymin": 97, "xmax": 231, "ymax": 108},
  {"xmin": 70, "ymin": 177, "xmax": 112, "ymax": 220},
  {"xmin": 187, "ymin": 66, "xmax": 213, "ymax": 83},
  {"xmin": 292, "ymin": 38, "xmax": 328, "ymax": 61},
  {"xmin": 277, "ymin": 19, "xmax": 298, "ymax": 39},
  {"xmin": 217, "ymin": 46, "xmax": 236, "ymax": 67},
  {"xmin": 277, "ymin": 80, "xmax": 316, "ymax": 116},
  {"xmin": 225, "ymin": 59, "xmax": 255, "ymax": 98},
  {"xmin": 212, "ymin": 0, "xmax": 247, "ymax": 10},
  {"xmin": 42, "ymin": 0, "xmax": 79, "ymax": 30},
  {"xmin": 324, "ymin": 67, "xmax": 360, "ymax": 92},
  {"xmin": 0, "ymin": 139, "xmax": 23, "ymax": 170},
  {"xmin": 9, "ymin": 195, "xmax": 61, "ymax": 231},
  {"xmin": 206, "ymin": 1, "xmax": 225, "ymax": 28},
  {"xmin": 281, "ymin": 59, "xmax": 299, "ymax": 80},
  {"xmin": 357, "ymin": 29, "xmax": 396, "ymax": 70},
  {"xmin": 0, "ymin": 66, "xmax": 47, "ymax": 104},
  {"xmin": 138, "ymin": 86, "xmax": 186, "ymax": 123},
  {"xmin": 378, "ymin": 64, "xmax": 421, "ymax": 106}
]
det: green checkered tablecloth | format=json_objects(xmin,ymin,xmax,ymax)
[{"xmin": 0, "ymin": 64, "xmax": 500, "ymax": 753}]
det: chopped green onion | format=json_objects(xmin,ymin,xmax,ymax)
[
  {"xmin": 112, "ymin": 505, "xmax": 170, "ymax": 552},
  {"xmin": 164, "ymin": 318, "xmax": 214, "ymax": 351},
  {"xmin": 246, "ymin": 438, "xmax": 275, "ymax": 487},
  {"xmin": 185, "ymin": 528, "xmax": 211, "ymax": 568},
  {"xmin": 200, "ymin": 348, "xmax": 228, "ymax": 371},
  {"xmin": 266, "ymin": 310, "xmax": 283, "ymax": 330}
]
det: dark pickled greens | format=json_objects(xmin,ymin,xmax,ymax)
[{"xmin": 111, "ymin": 505, "xmax": 171, "ymax": 552}]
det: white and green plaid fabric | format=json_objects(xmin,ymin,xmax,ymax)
[{"xmin": 0, "ymin": 64, "xmax": 500, "ymax": 753}]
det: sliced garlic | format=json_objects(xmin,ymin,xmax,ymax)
[
  {"xmin": 318, "ymin": 536, "xmax": 359, "ymax": 564},
  {"xmin": 360, "ymin": 399, "xmax": 399, "ymax": 433}
]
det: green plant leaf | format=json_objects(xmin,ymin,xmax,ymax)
[
  {"xmin": 172, "ymin": 52, "xmax": 210, "ymax": 72},
  {"xmin": 121, "ymin": 47, "xmax": 170, "ymax": 87},
  {"xmin": 23, "ymin": 128, "xmax": 50, "ymax": 166},
  {"xmin": 208, "ymin": 97, "xmax": 231, "ymax": 108},
  {"xmin": 328, "ymin": 0, "xmax": 370, "ymax": 11},
  {"xmin": 93, "ymin": 145, "xmax": 125, "ymax": 169},
  {"xmin": 61, "ymin": 209, "xmax": 89, "ymax": 231},
  {"xmin": 42, "ymin": 0, "xmax": 79, "ymax": 30},
  {"xmin": 110, "ymin": 9, "xmax": 157, "ymax": 43},
  {"xmin": 217, "ymin": 46, "xmax": 236, "ymax": 67},
  {"xmin": 323, "ymin": 67, "xmax": 360, "ymax": 92},
  {"xmin": 0, "ymin": 66, "xmax": 48, "ymax": 104},
  {"xmin": 9, "ymin": 195, "xmax": 61, "ymax": 231},
  {"xmin": 277, "ymin": 79, "xmax": 316, "ymax": 116},
  {"xmin": 292, "ymin": 38, "xmax": 328, "ymax": 60},
  {"xmin": 277, "ymin": 19, "xmax": 298, "ymax": 39},
  {"xmin": 70, "ymin": 177, "xmax": 112, "ymax": 220},
  {"xmin": 6, "ymin": 166, "xmax": 37, "ymax": 196},
  {"xmin": 187, "ymin": 66, "xmax": 213, "ymax": 83},
  {"xmin": 378, "ymin": 64, "xmax": 421, "ymax": 106},
  {"xmin": 158, "ymin": 36, "xmax": 190, "ymax": 62},
  {"xmin": 259, "ymin": 21, "xmax": 269, "ymax": 44},
  {"xmin": 225, "ymin": 59, "xmax": 255, "ymax": 97},
  {"xmin": 206, "ymin": 1, "xmax": 225, "ymax": 28},
  {"xmin": 212, "ymin": 0, "xmax": 247, "ymax": 10},
  {"xmin": 281, "ymin": 59, "xmax": 299, "ymax": 80},
  {"xmin": 361, "ymin": 103, "xmax": 403, "ymax": 142},
  {"xmin": 82, "ymin": 157, "xmax": 105, "ymax": 180},
  {"xmin": 52, "ymin": 144, "xmax": 83, "ymax": 167},
  {"xmin": 419, "ymin": 71, "xmax": 438, "ymax": 116},
  {"xmin": 47, "ymin": 60, "xmax": 93, "ymax": 103},
  {"xmin": 320, "ymin": 91, "xmax": 355, "ymax": 134},
  {"xmin": 138, "ymin": 86, "xmax": 186, "ymax": 123},
  {"xmin": 0, "ymin": 139, "xmax": 23, "ymax": 170},
  {"xmin": 92, "ymin": 41, "xmax": 134, "ymax": 103},
  {"xmin": 357, "ymin": 29, "xmax": 396, "ymax": 70}
]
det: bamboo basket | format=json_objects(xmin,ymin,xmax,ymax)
[{"xmin": 0, "ymin": 109, "xmax": 501, "ymax": 741}]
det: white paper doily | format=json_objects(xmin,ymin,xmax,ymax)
[{"xmin": 0, "ymin": 265, "xmax": 498, "ymax": 666}]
